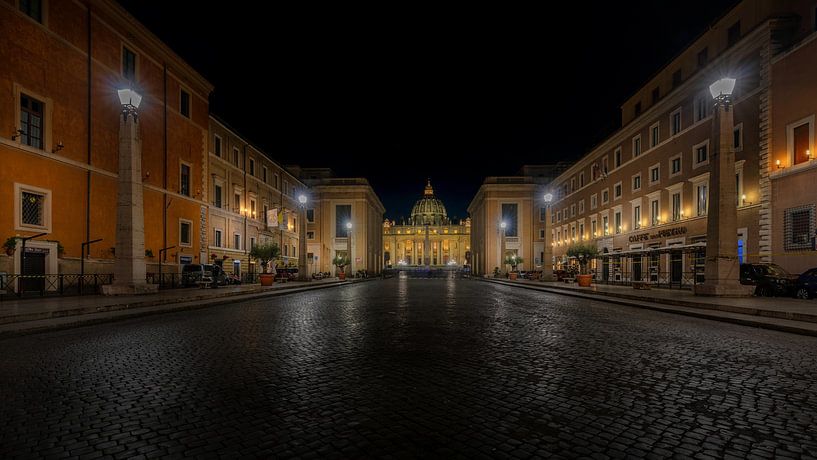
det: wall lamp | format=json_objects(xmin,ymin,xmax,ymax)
[
  {"xmin": 52, "ymin": 142, "xmax": 64, "ymax": 153},
  {"xmin": 11, "ymin": 128, "xmax": 24, "ymax": 140}
]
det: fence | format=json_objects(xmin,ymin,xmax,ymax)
[{"xmin": 0, "ymin": 273, "xmax": 114, "ymax": 300}]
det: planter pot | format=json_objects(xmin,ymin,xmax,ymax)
[
  {"xmin": 338, "ymin": 271, "xmax": 346, "ymax": 280},
  {"xmin": 259, "ymin": 273, "xmax": 274, "ymax": 286},
  {"xmin": 509, "ymin": 272, "xmax": 518, "ymax": 280},
  {"xmin": 4, "ymin": 249, "xmax": 14, "ymax": 257},
  {"xmin": 577, "ymin": 274, "xmax": 593, "ymax": 287}
]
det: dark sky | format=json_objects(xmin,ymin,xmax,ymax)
[{"xmin": 117, "ymin": 1, "xmax": 736, "ymax": 220}]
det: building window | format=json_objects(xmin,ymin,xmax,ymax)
[
  {"xmin": 570, "ymin": 178, "xmax": 576, "ymax": 193},
  {"xmin": 671, "ymin": 109, "xmax": 682, "ymax": 136},
  {"xmin": 307, "ymin": 209, "xmax": 315, "ymax": 223},
  {"xmin": 614, "ymin": 182, "xmax": 622, "ymax": 199},
  {"xmin": 672, "ymin": 69, "xmax": 682, "ymax": 89},
  {"xmin": 539, "ymin": 229, "xmax": 545, "ymax": 239},
  {"xmin": 697, "ymin": 47, "xmax": 708, "ymax": 68},
  {"xmin": 19, "ymin": 94, "xmax": 44, "ymax": 149},
  {"xmin": 652, "ymin": 87, "xmax": 660, "ymax": 104},
  {"xmin": 284, "ymin": 245, "xmax": 289, "ymax": 257},
  {"xmin": 633, "ymin": 205, "xmax": 641, "ymax": 230},
  {"xmin": 632, "ymin": 174, "xmax": 641, "ymax": 191},
  {"xmin": 694, "ymin": 140, "xmax": 709, "ymax": 167},
  {"xmin": 250, "ymin": 237, "xmax": 255, "ymax": 249},
  {"xmin": 539, "ymin": 207, "xmax": 546, "ymax": 222},
  {"xmin": 21, "ymin": 191, "xmax": 44, "ymax": 226},
  {"xmin": 263, "ymin": 205, "xmax": 268, "ymax": 226},
  {"xmin": 249, "ymin": 158, "xmax": 255, "ymax": 176},
  {"xmin": 727, "ymin": 21, "xmax": 741, "ymax": 47},
  {"xmin": 615, "ymin": 211, "xmax": 622, "ymax": 234},
  {"xmin": 214, "ymin": 184, "xmax": 222, "ymax": 208},
  {"xmin": 578, "ymin": 200, "xmax": 585, "ymax": 214},
  {"xmin": 697, "ymin": 183, "xmax": 708, "ymax": 216},
  {"xmin": 602, "ymin": 189, "xmax": 609, "ymax": 205},
  {"xmin": 284, "ymin": 181, "xmax": 289, "ymax": 196},
  {"xmin": 214, "ymin": 229, "xmax": 222, "ymax": 247},
  {"xmin": 591, "ymin": 220, "xmax": 597, "ymax": 237},
  {"xmin": 695, "ymin": 95, "xmax": 708, "ymax": 121},
  {"xmin": 336, "ymin": 205, "xmax": 351, "ymax": 237},
  {"xmin": 591, "ymin": 194, "xmax": 598, "ymax": 210},
  {"xmin": 214, "ymin": 135, "xmax": 222, "ymax": 157},
  {"xmin": 670, "ymin": 154, "xmax": 682, "ymax": 176},
  {"xmin": 614, "ymin": 148, "xmax": 622, "ymax": 168},
  {"xmin": 650, "ymin": 199, "xmax": 660, "ymax": 226},
  {"xmin": 579, "ymin": 172, "xmax": 585, "ymax": 188},
  {"xmin": 733, "ymin": 123, "xmax": 743, "ymax": 151},
  {"xmin": 122, "ymin": 46, "xmax": 137, "ymax": 81},
  {"xmin": 784, "ymin": 205, "xmax": 815, "ymax": 251},
  {"xmin": 234, "ymin": 233, "xmax": 241, "ymax": 250},
  {"xmin": 250, "ymin": 198, "xmax": 256, "ymax": 219},
  {"xmin": 180, "ymin": 89, "xmax": 190, "ymax": 118},
  {"xmin": 792, "ymin": 121, "xmax": 812, "ymax": 166},
  {"xmin": 180, "ymin": 163, "xmax": 190, "ymax": 196},
  {"xmin": 263, "ymin": 166, "xmax": 268, "ymax": 183},
  {"xmin": 634, "ymin": 102, "xmax": 642, "ymax": 117},
  {"xmin": 602, "ymin": 215, "xmax": 609, "ymax": 236},
  {"xmin": 307, "ymin": 231, "xmax": 315, "ymax": 240},
  {"xmin": 502, "ymin": 203, "xmax": 519, "ymax": 237},
  {"xmin": 233, "ymin": 148, "xmax": 240, "ymax": 167},
  {"xmin": 633, "ymin": 135, "xmax": 642, "ymax": 157},
  {"xmin": 19, "ymin": 0, "xmax": 43, "ymax": 22},
  {"xmin": 671, "ymin": 192, "xmax": 681, "ymax": 221},
  {"xmin": 602, "ymin": 156, "xmax": 609, "ymax": 174},
  {"xmin": 180, "ymin": 220, "xmax": 192, "ymax": 246},
  {"xmin": 234, "ymin": 192, "xmax": 241, "ymax": 212},
  {"xmin": 650, "ymin": 123, "xmax": 660, "ymax": 147},
  {"xmin": 274, "ymin": 173, "xmax": 279, "ymax": 190},
  {"xmin": 570, "ymin": 204, "xmax": 576, "ymax": 217},
  {"xmin": 650, "ymin": 165, "xmax": 660, "ymax": 184}
]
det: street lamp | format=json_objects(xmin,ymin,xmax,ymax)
[
  {"xmin": 542, "ymin": 193, "xmax": 554, "ymax": 281},
  {"xmin": 500, "ymin": 221, "xmax": 507, "ymax": 274},
  {"xmin": 696, "ymin": 77, "xmax": 750, "ymax": 296},
  {"xmin": 297, "ymin": 194, "xmax": 308, "ymax": 281},
  {"xmin": 102, "ymin": 89, "xmax": 155, "ymax": 295},
  {"xmin": 346, "ymin": 221, "xmax": 352, "ymax": 276}
]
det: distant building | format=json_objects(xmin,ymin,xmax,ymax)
[{"xmin": 383, "ymin": 180, "xmax": 470, "ymax": 267}]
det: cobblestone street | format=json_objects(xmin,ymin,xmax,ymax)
[{"xmin": 1, "ymin": 278, "xmax": 816, "ymax": 459}]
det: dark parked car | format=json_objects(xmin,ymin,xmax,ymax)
[
  {"xmin": 794, "ymin": 267, "xmax": 817, "ymax": 299},
  {"xmin": 181, "ymin": 264, "xmax": 228, "ymax": 288},
  {"xmin": 739, "ymin": 263, "xmax": 797, "ymax": 297}
]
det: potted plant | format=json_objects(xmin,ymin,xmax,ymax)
[
  {"xmin": 332, "ymin": 255, "xmax": 350, "ymax": 280},
  {"xmin": 3, "ymin": 237, "xmax": 18, "ymax": 256},
  {"xmin": 250, "ymin": 242, "xmax": 280, "ymax": 286},
  {"xmin": 504, "ymin": 254, "xmax": 524, "ymax": 280},
  {"xmin": 145, "ymin": 248, "xmax": 154, "ymax": 258},
  {"xmin": 566, "ymin": 242, "xmax": 599, "ymax": 287}
]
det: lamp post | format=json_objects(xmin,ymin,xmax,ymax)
[
  {"xmin": 695, "ymin": 77, "xmax": 751, "ymax": 296},
  {"xmin": 346, "ymin": 221, "xmax": 352, "ymax": 277},
  {"xmin": 102, "ymin": 89, "xmax": 156, "ymax": 295},
  {"xmin": 297, "ymin": 194, "xmax": 308, "ymax": 281},
  {"xmin": 500, "ymin": 221, "xmax": 507, "ymax": 274},
  {"xmin": 542, "ymin": 193, "xmax": 554, "ymax": 281}
]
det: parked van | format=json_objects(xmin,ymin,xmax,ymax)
[{"xmin": 181, "ymin": 264, "xmax": 228, "ymax": 288}]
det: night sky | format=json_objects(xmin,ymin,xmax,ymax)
[{"xmin": 117, "ymin": 1, "xmax": 736, "ymax": 220}]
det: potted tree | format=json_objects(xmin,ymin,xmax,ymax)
[
  {"xmin": 250, "ymin": 242, "xmax": 280, "ymax": 286},
  {"xmin": 3, "ymin": 237, "xmax": 18, "ymax": 256},
  {"xmin": 332, "ymin": 255, "xmax": 350, "ymax": 280},
  {"xmin": 504, "ymin": 254, "xmax": 524, "ymax": 280},
  {"xmin": 566, "ymin": 242, "xmax": 599, "ymax": 287}
]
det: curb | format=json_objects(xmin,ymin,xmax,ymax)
[
  {"xmin": 0, "ymin": 278, "xmax": 376, "ymax": 339},
  {"xmin": 480, "ymin": 278, "xmax": 817, "ymax": 337}
]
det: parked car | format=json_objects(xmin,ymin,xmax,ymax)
[
  {"xmin": 181, "ymin": 264, "xmax": 228, "ymax": 288},
  {"xmin": 739, "ymin": 263, "xmax": 797, "ymax": 297},
  {"xmin": 794, "ymin": 267, "xmax": 817, "ymax": 299}
]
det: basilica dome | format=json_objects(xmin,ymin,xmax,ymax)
[{"xmin": 411, "ymin": 180, "xmax": 448, "ymax": 225}]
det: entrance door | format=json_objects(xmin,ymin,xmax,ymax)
[
  {"xmin": 602, "ymin": 258, "xmax": 609, "ymax": 282},
  {"xmin": 670, "ymin": 251, "xmax": 683, "ymax": 285},
  {"xmin": 22, "ymin": 252, "xmax": 45, "ymax": 292},
  {"xmin": 632, "ymin": 257, "xmax": 642, "ymax": 282}
]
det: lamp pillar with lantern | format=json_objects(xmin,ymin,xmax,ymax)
[
  {"xmin": 500, "ymin": 221, "xmax": 507, "ymax": 275},
  {"xmin": 102, "ymin": 89, "xmax": 157, "ymax": 295},
  {"xmin": 297, "ymin": 194, "xmax": 308, "ymax": 281},
  {"xmin": 542, "ymin": 193, "xmax": 554, "ymax": 281},
  {"xmin": 695, "ymin": 77, "xmax": 752, "ymax": 296}
]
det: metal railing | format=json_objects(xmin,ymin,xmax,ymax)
[{"xmin": 0, "ymin": 273, "xmax": 114, "ymax": 300}]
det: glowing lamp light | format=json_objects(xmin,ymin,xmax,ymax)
[
  {"xmin": 709, "ymin": 78, "xmax": 736, "ymax": 99},
  {"xmin": 543, "ymin": 193, "xmax": 553, "ymax": 203},
  {"xmin": 500, "ymin": 222, "xmax": 507, "ymax": 229},
  {"xmin": 346, "ymin": 222, "xmax": 352, "ymax": 229},
  {"xmin": 117, "ymin": 89, "xmax": 142, "ymax": 108},
  {"xmin": 776, "ymin": 159, "xmax": 782, "ymax": 169},
  {"xmin": 298, "ymin": 194, "xmax": 307, "ymax": 205}
]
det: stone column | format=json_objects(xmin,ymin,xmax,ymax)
[
  {"xmin": 695, "ymin": 94, "xmax": 752, "ymax": 296},
  {"xmin": 424, "ymin": 224, "xmax": 430, "ymax": 268},
  {"xmin": 102, "ymin": 109, "xmax": 157, "ymax": 295},
  {"xmin": 542, "ymin": 205, "xmax": 554, "ymax": 281}
]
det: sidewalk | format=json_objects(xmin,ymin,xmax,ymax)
[
  {"xmin": 0, "ymin": 278, "xmax": 373, "ymax": 337},
  {"xmin": 481, "ymin": 278, "xmax": 817, "ymax": 337}
]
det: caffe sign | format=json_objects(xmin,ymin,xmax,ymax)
[{"xmin": 628, "ymin": 226, "xmax": 687, "ymax": 243}]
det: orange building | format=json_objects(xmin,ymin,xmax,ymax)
[{"xmin": 0, "ymin": 0, "xmax": 212, "ymax": 285}]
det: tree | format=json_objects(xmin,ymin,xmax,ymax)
[
  {"xmin": 503, "ymin": 254, "xmax": 524, "ymax": 272},
  {"xmin": 249, "ymin": 242, "xmax": 280, "ymax": 273},
  {"xmin": 566, "ymin": 242, "xmax": 599, "ymax": 275}
]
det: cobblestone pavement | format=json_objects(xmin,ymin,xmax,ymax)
[{"xmin": 1, "ymin": 279, "xmax": 816, "ymax": 459}]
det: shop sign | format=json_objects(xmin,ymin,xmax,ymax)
[{"xmin": 628, "ymin": 226, "xmax": 687, "ymax": 243}]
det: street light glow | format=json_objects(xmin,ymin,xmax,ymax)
[
  {"xmin": 298, "ymin": 194, "xmax": 307, "ymax": 205},
  {"xmin": 346, "ymin": 222, "xmax": 352, "ymax": 229},
  {"xmin": 117, "ymin": 89, "xmax": 142, "ymax": 108},
  {"xmin": 709, "ymin": 78, "xmax": 736, "ymax": 99},
  {"xmin": 543, "ymin": 193, "xmax": 553, "ymax": 203},
  {"xmin": 500, "ymin": 222, "xmax": 507, "ymax": 229}
]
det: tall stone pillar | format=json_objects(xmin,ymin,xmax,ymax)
[
  {"xmin": 102, "ymin": 108, "xmax": 157, "ymax": 295},
  {"xmin": 542, "ymin": 204, "xmax": 554, "ymax": 281},
  {"xmin": 424, "ymin": 224, "xmax": 430, "ymax": 268}
]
